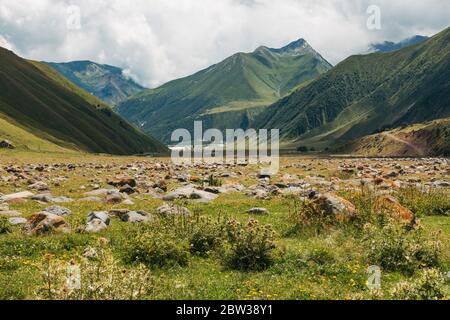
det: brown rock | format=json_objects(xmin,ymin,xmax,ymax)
[
  {"xmin": 310, "ymin": 192, "xmax": 358, "ymax": 222},
  {"xmin": 373, "ymin": 195, "xmax": 416, "ymax": 226},
  {"xmin": 107, "ymin": 177, "xmax": 136, "ymax": 188},
  {"xmin": 24, "ymin": 212, "xmax": 70, "ymax": 235}
]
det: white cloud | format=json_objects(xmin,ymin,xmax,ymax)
[{"xmin": 0, "ymin": 0, "xmax": 449, "ymax": 87}]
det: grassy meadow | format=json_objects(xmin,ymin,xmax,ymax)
[{"xmin": 0, "ymin": 151, "xmax": 448, "ymax": 300}]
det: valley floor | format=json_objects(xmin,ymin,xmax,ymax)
[{"xmin": 0, "ymin": 151, "xmax": 448, "ymax": 300}]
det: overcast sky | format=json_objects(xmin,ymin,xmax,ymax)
[{"xmin": 1, "ymin": 0, "xmax": 449, "ymax": 87}]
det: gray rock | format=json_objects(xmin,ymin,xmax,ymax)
[
  {"xmin": 8, "ymin": 217, "xmax": 27, "ymax": 225},
  {"xmin": 87, "ymin": 211, "xmax": 110, "ymax": 225},
  {"xmin": 24, "ymin": 212, "xmax": 70, "ymax": 235},
  {"xmin": 0, "ymin": 191, "xmax": 34, "ymax": 202},
  {"xmin": 28, "ymin": 181, "xmax": 49, "ymax": 191},
  {"xmin": 156, "ymin": 203, "xmax": 191, "ymax": 217},
  {"xmin": 43, "ymin": 205, "xmax": 72, "ymax": 216},
  {"xmin": 79, "ymin": 196, "xmax": 103, "ymax": 203},
  {"xmin": 433, "ymin": 180, "xmax": 450, "ymax": 188},
  {"xmin": 246, "ymin": 208, "xmax": 269, "ymax": 215},
  {"xmin": 122, "ymin": 211, "xmax": 153, "ymax": 223},
  {"xmin": 32, "ymin": 193, "xmax": 72, "ymax": 203},
  {"xmin": 83, "ymin": 189, "xmax": 113, "ymax": 196},
  {"xmin": 85, "ymin": 219, "xmax": 108, "ymax": 233}
]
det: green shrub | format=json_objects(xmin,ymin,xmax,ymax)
[
  {"xmin": 390, "ymin": 268, "xmax": 447, "ymax": 300},
  {"xmin": 189, "ymin": 218, "xmax": 224, "ymax": 257},
  {"xmin": 122, "ymin": 226, "xmax": 189, "ymax": 268},
  {"xmin": 305, "ymin": 247, "xmax": 336, "ymax": 265},
  {"xmin": 224, "ymin": 219, "xmax": 276, "ymax": 271},
  {"xmin": 207, "ymin": 174, "xmax": 223, "ymax": 187},
  {"xmin": 396, "ymin": 187, "xmax": 450, "ymax": 216},
  {"xmin": 35, "ymin": 248, "xmax": 154, "ymax": 300},
  {"xmin": 363, "ymin": 222, "xmax": 441, "ymax": 274},
  {"xmin": 0, "ymin": 216, "xmax": 12, "ymax": 234}
]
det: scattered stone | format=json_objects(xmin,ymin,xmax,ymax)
[
  {"xmin": 87, "ymin": 211, "xmax": 111, "ymax": 225},
  {"xmin": 163, "ymin": 185, "xmax": 218, "ymax": 203},
  {"xmin": 43, "ymin": 205, "xmax": 72, "ymax": 216},
  {"xmin": 105, "ymin": 192, "xmax": 125, "ymax": 204},
  {"xmin": 107, "ymin": 177, "xmax": 136, "ymax": 188},
  {"xmin": 28, "ymin": 181, "xmax": 49, "ymax": 192},
  {"xmin": 119, "ymin": 184, "xmax": 136, "ymax": 194},
  {"xmin": 24, "ymin": 212, "xmax": 70, "ymax": 235},
  {"xmin": 156, "ymin": 203, "xmax": 191, "ymax": 217},
  {"xmin": 121, "ymin": 199, "xmax": 135, "ymax": 205},
  {"xmin": 246, "ymin": 208, "xmax": 269, "ymax": 215},
  {"xmin": 83, "ymin": 189, "xmax": 113, "ymax": 196},
  {"xmin": 115, "ymin": 210, "xmax": 153, "ymax": 223},
  {"xmin": 85, "ymin": 219, "xmax": 108, "ymax": 233},
  {"xmin": 0, "ymin": 139, "xmax": 15, "ymax": 149},
  {"xmin": 432, "ymin": 180, "xmax": 450, "ymax": 188},
  {"xmin": 258, "ymin": 172, "xmax": 273, "ymax": 179},
  {"xmin": 8, "ymin": 217, "xmax": 27, "ymax": 225},
  {"xmin": 1, "ymin": 191, "xmax": 34, "ymax": 202},
  {"xmin": 31, "ymin": 193, "xmax": 72, "ymax": 203},
  {"xmin": 310, "ymin": 192, "xmax": 358, "ymax": 222},
  {"xmin": 79, "ymin": 196, "xmax": 103, "ymax": 203},
  {"xmin": 373, "ymin": 195, "xmax": 416, "ymax": 226},
  {"xmin": 83, "ymin": 246, "xmax": 98, "ymax": 259}
]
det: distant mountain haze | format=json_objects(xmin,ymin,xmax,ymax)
[
  {"xmin": 368, "ymin": 35, "xmax": 429, "ymax": 53},
  {"xmin": 45, "ymin": 61, "xmax": 145, "ymax": 106}
]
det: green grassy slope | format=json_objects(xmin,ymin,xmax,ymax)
[
  {"xmin": 117, "ymin": 39, "xmax": 332, "ymax": 143},
  {"xmin": 335, "ymin": 117, "xmax": 450, "ymax": 157},
  {"xmin": 45, "ymin": 61, "xmax": 144, "ymax": 106},
  {"xmin": 256, "ymin": 26, "xmax": 450, "ymax": 150},
  {"xmin": 0, "ymin": 115, "xmax": 75, "ymax": 153},
  {"xmin": 0, "ymin": 47, "xmax": 168, "ymax": 155}
]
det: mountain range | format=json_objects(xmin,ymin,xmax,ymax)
[
  {"xmin": 1, "ymin": 27, "xmax": 449, "ymax": 157},
  {"xmin": 369, "ymin": 35, "xmax": 429, "ymax": 53},
  {"xmin": 45, "ymin": 61, "xmax": 144, "ymax": 106},
  {"xmin": 117, "ymin": 39, "xmax": 332, "ymax": 143},
  {"xmin": 255, "ymin": 27, "xmax": 450, "ymax": 152},
  {"xmin": 0, "ymin": 47, "xmax": 167, "ymax": 155}
]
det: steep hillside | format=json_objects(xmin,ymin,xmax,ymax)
[
  {"xmin": 117, "ymin": 39, "xmax": 332, "ymax": 143},
  {"xmin": 0, "ymin": 47, "xmax": 168, "ymax": 155},
  {"xmin": 256, "ymin": 26, "xmax": 450, "ymax": 150},
  {"xmin": 335, "ymin": 118, "xmax": 450, "ymax": 157},
  {"xmin": 45, "ymin": 61, "xmax": 144, "ymax": 106}
]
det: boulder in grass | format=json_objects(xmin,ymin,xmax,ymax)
[
  {"xmin": 43, "ymin": 205, "xmax": 72, "ymax": 216},
  {"xmin": 85, "ymin": 211, "xmax": 111, "ymax": 233},
  {"xmin": 156, "ymin": 203, "xmax": 191, "ymax": 217},
  {"xmin": 9, "ymin": 217, "xmax": 27, "ymax": 226},
  {"xmin": 246, "ymin": 208, "xmax": 270, "ymax": 215},
  {"xmin": 163, "ymin": 185, "xmax": 218, "ymax": 203},
  {"xmin": 85, "ymin": 219, "xmax": 108, "ymax": 233},
  {"xmin": 1, "ymin": 191, "xmax": 34, "ymax": 202},
  {"xmin": 24, "ymin": 212, "xmax": 70, "ymax": 235},
  {"xmin": 107, "ymin": 177, "xmax": 136, "ymax": 188},
  {"xmin": 87, "ymin": 211, "xmax": 110, "ymax": 225},
  {"xmin": 373, "ymin": 195, "xmax": 416, "ymax": 226},
  {"xmin": 310, "ymin": 192, "xmax": 358, "ymax": 222},
  {"xmin": 28, "ymin": 182, "xmax": 49, "ymax": 192},
  {"xmin": 0, "ymin": 139, "xmax": 15, "ymax": 149}
]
